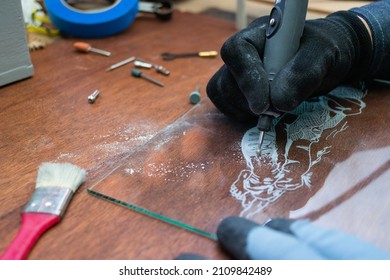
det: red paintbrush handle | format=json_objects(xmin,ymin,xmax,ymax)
[{"xmin": 0, "ymin": 212, "xmax": 60, "ymax": 260}]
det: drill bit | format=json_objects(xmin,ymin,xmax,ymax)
[
  {"xmin": 87, "ymin": 89, "xmax": 100, "ymax": 104},
  {"xmin": 189, "ymin": 84, "xmax": 201, "ymax": 104},
  {"xmin": 255, "ymin": 115, "xmax": 272, "ymax": 157},
  {"xmin": 73, "ymin": 42, "xmax": 111, "ymax": 57},
  {"xmin": 106, "ymin": 56, "xmax": 135, "ymax": 71},
  {"xmin": 256, "ymin": 131, "xmax": 265, "ymax": 157},
  {"xmin": 134, "ymin": 59, "xmax": 170, "ymax": 76},
  {"xmin": 131, "ymin": 69, "xmax": 164, "ymax": 87}
]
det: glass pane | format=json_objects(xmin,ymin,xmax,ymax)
[{"xmin": 89, "ymin": 85, "xmax": 385, "ymax": 239}]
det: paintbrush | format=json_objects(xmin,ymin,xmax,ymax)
[{"xmin": 0, "ymin": 162, "xmax": 86, "ymax": 260}]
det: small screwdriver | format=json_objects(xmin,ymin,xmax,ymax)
[
  {"xmin": 131, "ymin": 69, "xmax": 164, "ymax": 87},
  {"xmin": 73, "ymin": 42, "xmax": 111, "ymax": 57},
  {"xmin": 161, "ymin": 51, "xmax": 218, "ymax": 60}
]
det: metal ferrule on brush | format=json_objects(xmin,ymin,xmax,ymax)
[{"xmin": 23, "ymin": 187, "xmax": 74, "ymax": 216}]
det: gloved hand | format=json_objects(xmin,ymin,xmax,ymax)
[
  {"xmin": 216, "ymin": 217, "xmax": 390, "ymax": 260},
  {"xmin": 206, "ymin": 11, "xmax": 373, "ymax": 123}
]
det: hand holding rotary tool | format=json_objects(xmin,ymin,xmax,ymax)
[{"xmin": 206, "ymin": 1, "xmax": 374, "ymax": 134}]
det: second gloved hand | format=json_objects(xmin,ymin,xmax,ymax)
[
  {"xmin": 217, "ymin": 217, "xmax": 390, "ymax": 260},
  {"xmin": 206, "ymin": 11, "xmax": 373, "ymax": 123}
]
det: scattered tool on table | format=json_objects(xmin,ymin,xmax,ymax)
[
  {"xmin": 161, "ymin": 51, "xmax": 218, "ymax": 61},
  {"xmin": 73, "ymin": 41, "xmax": 111, "ymax": 57},
  {"xmin": 0, "ymin": 162, "xmax": 86, "ymax": 260},
  {"xmin": 138, "ymin": 0, "xmax": 174, "ymax": 21},
  {"xmin": 134, "ymin": 59, "xmax": 170, "ymax": 76},
  {"xmin": 256, "ymin": 0, "xmax": 308, "ymax": 156},
  {"xmin": 131, "ymin": 69, "xmax": 164, "ymax": 87},
  {"xmin": 189, "ymin": 84, "xmax": 201, "ymax": 104},
  {"xmin": 106, "ymin": 56, "xmax": 135, "ymax": 72},
  {"xmin": 88, "ymin": 89, "xmax": 100, "ymax": 104}
]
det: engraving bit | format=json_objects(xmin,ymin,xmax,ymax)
[
  {"xmin": 88, "ymin": 89, "xmax": 100, "ymax": 104},
  {"xmin": 106, "ymin": 56, "xmax": 135, "ymax": 71},
  {"xmin": 73, "ymin": 42, "xmax": 111, "ymax": 57},
  {"xmin": 189, "ymin": 84, "xmax": 201, "ymax": 104},
  {"xmin": 131, "ymin": 69, "xmax": 164, "ymax": 87},
  {"xmin": 134, "ymin": 59, "xmax": 170, "ymax": 76}
]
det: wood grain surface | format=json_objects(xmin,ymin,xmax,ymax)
[
  {"xmin": 0, "ymin": 10, "xmax": 389, "ymax": 260},
  {"xmin": 0, "ymin": 11, "xmax": 235, "ymax": 260}
]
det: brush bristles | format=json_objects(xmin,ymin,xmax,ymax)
[{"xmin": 36, "ymin": 162, "xmax": 86, "ymax": 192}]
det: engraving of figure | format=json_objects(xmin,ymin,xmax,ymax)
[{"xmin": 231, "ymin": 86, "xmax": 367, "ymax": 218}]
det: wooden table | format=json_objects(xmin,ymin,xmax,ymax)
[{"xmin": 1, "ymin": 10, "xmax": 389, "ymax": 260}]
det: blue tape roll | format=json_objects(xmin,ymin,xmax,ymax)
[{"xmin": 44, "ymin": 0, "xmax": 138, "ymax": 38}]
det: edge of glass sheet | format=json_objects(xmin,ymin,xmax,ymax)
[{"xmin": 87, "ymin": 189, "xmax": 218, "ymax": 241}]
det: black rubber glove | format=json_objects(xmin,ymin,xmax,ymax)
[{"xmin": 206, "ymin": 11, "xmax": 373, "ymax": 124}]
